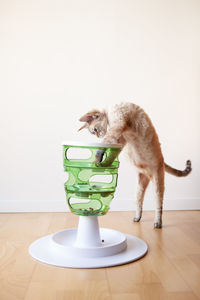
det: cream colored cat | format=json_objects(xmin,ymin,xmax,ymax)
[{"xmin": 79, "ymin": 102, "xmax": 192, "ymax": 228}]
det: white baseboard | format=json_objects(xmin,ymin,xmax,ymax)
[
  {"xmin": 0, "ymin": 198, "xmax": 199, "ymax": 213},
  {"xmin": 0, "ymin": 200, "xmax": 69, "ymax": 213}
]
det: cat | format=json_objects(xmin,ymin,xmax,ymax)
[{"xmin": 78, "ymin": 102, "xmax": 192, "ymax": 228}]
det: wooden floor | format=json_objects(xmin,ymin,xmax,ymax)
[{"xmin": 0, "ymin": 211, "xmax": 200, "ymax": 300}]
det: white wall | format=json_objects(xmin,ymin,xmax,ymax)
[{"xmin": 0, "ymin": 0, "xmax": 199, "ymax": 212}]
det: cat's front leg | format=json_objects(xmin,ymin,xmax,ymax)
[
  {"xmin": 103, "ymin": 126, "xmax": 124, "ymax": 144},
  {"xmin": 95, "ymin": 149, "xmax": 105, "ymax": 163},
  {"xmin": 95, "ymin": 127, "xmax": 126, "ymax": 164}
]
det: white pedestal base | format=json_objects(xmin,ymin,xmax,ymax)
[{"xmin": 29, "ymin": 227, "xmax": 148, "ymax": 268}]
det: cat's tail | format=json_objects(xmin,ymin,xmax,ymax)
[{"xmin": 164, "ymin": 160, "xmax": 192, "ymax": 177}]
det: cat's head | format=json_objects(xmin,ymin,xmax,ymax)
[{"xmin": 78, "ymin": 109, "xmax": 108, "ymax": 138}]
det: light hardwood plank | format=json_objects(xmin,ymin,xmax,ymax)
[{"xmin": 0, "ymin": 211, "xmax": 199, "ymax": 300}]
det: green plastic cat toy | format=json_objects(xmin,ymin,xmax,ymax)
[{"xmin": 63, "ymin": 142, "xmax": 121, "ymax": 216}]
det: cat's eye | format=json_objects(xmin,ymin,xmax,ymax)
[{"xmin": 94, "ymin": 128, "xmax": 98, "ymax": 132}]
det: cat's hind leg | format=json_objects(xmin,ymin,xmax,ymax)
[
  {"xmin": 133, "ymin": 173, "xmax": 150, "ymax": 222},
  {"xmin": 152, "ymin": 166, "xmax": 165, "ymax": 228}
]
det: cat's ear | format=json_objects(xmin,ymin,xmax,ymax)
[
  {"xmin": 79, "ymin": 112, "xmax": 95, "ymax": 123},
  {"xmin": 79, "ymin": 110, "xmax": 101, "ymax": 131},
  {"xmin": 79, "ymin": 110, "xmax": 101, "ymax": 123}
]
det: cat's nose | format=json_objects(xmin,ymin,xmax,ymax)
[{"xmin": 99, "ymin": 131, "xmax": 105, "ymax": 138}]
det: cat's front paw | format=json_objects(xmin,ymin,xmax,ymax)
[
  {"xmin": 95, "ymin": 149, "xmax": 105, "ymax": 163},
  {"xmin": 154, "ymin": 222, "xmax": 162, "ymax": 229}
]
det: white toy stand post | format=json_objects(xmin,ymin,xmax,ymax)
[
  {"xmin": 75, "ymin": 216, "xmax": 102, "ymax": 248},
  {"xmin": 29, "ymin": 142, "xmax": 148, "ymax": 268}
]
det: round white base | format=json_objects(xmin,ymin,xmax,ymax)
[{"xmin": 29, "ymin": 228, "xmax": 148, "ymax": 268}]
